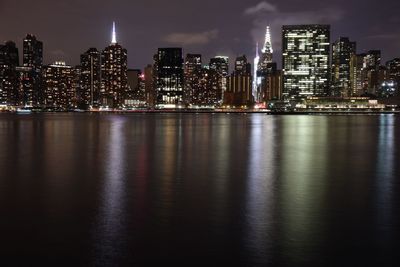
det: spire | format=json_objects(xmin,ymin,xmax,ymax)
[
  {"xmin": 111, "ymin": 21, "xmax": 117, "ymax": 44},
  {"xmin": 262, "ymin": 26, "xmax": 273, "ymax": 54},
  {"xmin": 253, "ymin": 42, "xmax": 261, "ymax": 101},
  {"xmin": 256, "ymin": 42, "xmax": 259, "ymax": 57}
]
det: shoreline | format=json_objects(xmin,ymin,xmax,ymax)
[{"xmin": 2, "ymin": 110, "xmax": 399, "ymax": 115}]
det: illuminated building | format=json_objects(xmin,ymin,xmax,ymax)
[
  {"xmin": 23, "ymin": 34, "xmax": 43, "ymax": 69},
  {"xmin": 20, "ymin": 34, "xmax": 43, "ymax": 107},
  {"xmin": 101, "ymin": 22, "xmax": 128, "ymax": 108},
  {"xmin": 260, "ymin": 26, "xmax": 273, "ymax": 67},
  {"xmin": 350, "ymin": 53, "xmax": 366, "ymax": 96},
  {"xmin": 144, "ymin": 64, "xmax": 155, "ymax": 108},
  {"xmin": 255, "ymin": 26, "xmax": 281, "ymax": 102},
  {"xmin": 224, "ymin": 55, "xmax": 253, "ymax": 107},
  {"xmin": 379, "ymin": 80, "xmax": 398, "ymax": 98},
  {"xmin": 184, "ymin": 58, "xmax": 220, "ymax": 107},
  {"xmin": 386, "ymin": 58, "xmax": 400, "ymax": 92},
  {"xmin": 331, "ymin": 37, "xmax": 356, "ymax": 97},
  {"xmin": 79, "ymin": 48, "xmax": 101, "ymax": 108},
  {"xmin": 209, "ymin": 56, "xmax": 229, "ymax": 103},
  {"xmin": 282, "ymin": 25, "xmax": 330, "ymax": 98},
  {"xmin": 126, "ymin": 69, "xmax": 146, "ymax": 106},
  {"xmin": 16, "ymin": 66, "xmax": 34, "ymax": 106},
  {"xmin": 197, "ymin": 66, "xmax": 219, "ymax": 106},
  {"xmin": 386, "ymin": 58, "xmax": 400, "ymax": 80},
  {"xmin": 253, "ymin": 43, "xmax": 260, "ymax": 101},
  {"xmin": 362, "ymin": 50, "xmax": 382, "ymax": 94},
  {"xmin": 266, "ymin": 69, "xmax": 283, "ymax": 101},
  {"xmin": 234, "ymin": 55, "xmax": 251, "ymax": 75},
  {"xmin": 0, "ymin": 41, "xmax": 19, "ymax": 106},
  {"xmin": 184, "ymin": 54, "xmax": 202, "ymax": 105},
  {"xmin": 42, "ymin": 61, "xmax": 76, "ymax": 109},
  {"xmin": 154, "ymin": 48, "xmax": 184, "ymax": 108},
  {"xmin": 364, "ymin": 50, "xmax": 381, "ymax": 70}
]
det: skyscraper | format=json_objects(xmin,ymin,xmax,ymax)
[
  {"xmin": 184, "ymin": 54, "xmax": 202, "ymax": 105},
  {"xmin": 126, "ymin": 69, "xmax": 146, "ymax": 106},
  {"xmin": 154, "ymin": 48, "xmax": 184, "ymax": 108},
  {"xmin": 386, "ymin": 58, "xmax": 400, "ymax": 81},
  {"xmin": 101, "ymin": 22, "xmax": 128, "ymax": 108},
  {"xmin": 364, "ymin": 50, "xmax": 382, "ymax": 94},
  {"xmin": 20, "ymin": 34, "xmax": 43, "ymax": 106},
  {"xmin": 225, "ymin": 55, "xmax": 253, "ymax": 107},
  {"xmin": 234, "ymin": 55, "xmax": 251, "ymax": 75},
  {"xmin": 260, "ymin": 26, "xmax": 273, "ymax": 68},
  {"xmin": 209, "ymin": 56, "xmax": 229, "ymax": 104},
  {"xmin": 23, "ymin": 34, "xmax": 43, "ymax": 69},
  {"xmin": 42, "ymin": 61, "xmax": 76, "ymax": 109},
  {"xmin": 331, "ymin": 37, "xmax": 356, "ymax": 97},
  {"xmin": 256, "ymin": 26, "xmax": 281, "ymax": 102},
  {"xmin": 144, "ymin": 64, "xmax": 155, "ymax": 108},
  {"xmin": 0, "ymin": 41, "xmax": 19, "ymax": 105},
  {"xmin": 282, "ymin": 25, "xmax": 330, "ymax": 98},
  {"xmin": 386, "ymin": 58, "xmax": 400, "ymax": 92},
  {"xmin": 197, "ymin": 66, "xmax": 220, "ymax": 107},
  {"xmin": 80, "ymin": 48, "xmax": 101, "ymax": 108},
  {"xmin": 253, "ymin": 43, "xmax": 260, "ymax": 101},
  {"xmin": 350, "ymin": 53, "xmax": 367, "ymax": 96},
  {"xmin": 364, "ymin": 50, "xmax": 381, "ymax": 70}
]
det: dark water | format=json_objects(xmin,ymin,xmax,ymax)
[{"xmin": 0, "ymin": 113, "xmax": 399, "ymax": 266}]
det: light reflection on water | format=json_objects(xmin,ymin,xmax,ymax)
[
  {"xmin": 0, "ymin": 114, "xmax": 399, "ymax": 266},
  {"xmin": 245, "ymin": 115, "xmax": 276, "ymax": 263},
  {"xmin": 95, "ymin": 117, "xmax": 128, "ymax": 263}
]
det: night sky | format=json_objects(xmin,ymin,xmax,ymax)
[{"xmin": 1, "ymin": 0, "xmax": 399, "ymax": 69}]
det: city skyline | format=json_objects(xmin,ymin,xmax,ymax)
[
  {"xmin": 1, "ymin": 0, "xmax": 400, "ymax": 69},
  {"xmin": 2, "ymin": 22, "xmax": 399, "ymax": 110}
]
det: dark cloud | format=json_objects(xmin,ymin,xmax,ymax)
[
  {"xmin": 163, "ymin": 29, "xmax": 219, "ymax": 46},
  {"xmin": 244, "ymin": 1, "xmax": 278, "ymax": 15}
]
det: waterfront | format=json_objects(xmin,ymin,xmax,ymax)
[{"xmin": 0, "ymin": 114, "xmax": 399, "ymax": 266}]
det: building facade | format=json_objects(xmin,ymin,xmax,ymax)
[
  {"xmin": 184, "ymin": 54, "xmax": 202, "ymax": 106},
  {"xmin": 144, "ymin": 64, "xmax": 155, "ymax": 108},
  {"xmin": 21, "ymin": 34, "xmax": 43, "ymax": 106},
  {"xmin": 126, "ymin": 69, "xmax": 146, "ymax": 106},
  {"xmin": 154, "ymin": 48, "xmax": 184, "ymax": 108},
  {"xmin": 42, "ymin": 61, "xmax": 76, "ymax": 109},
  {"xmin": 79, "ymin": 48, "xmax": 101, "ymax": 108},
  {"xmin": 350, "ymin": 53, "xmax": 367, "ymax": 96},
  {"xmin": 209, "ymin": 56, "xmax": 229, "ymax": 104},
  {"xmin": 282, "ymin": 25, "xmax": 330, "ymax": 98},
  {"xmin": 331, "ymin": 37, "xmax": 356, "ymax": 97},
  {"xmin": 224, "ymin": 55, "xmax": 253, "ymax": 107},
  {"xmin": 0, "ymin": 41, "xmax": 19, "ymax": 106}
]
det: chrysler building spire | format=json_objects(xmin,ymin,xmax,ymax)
[{"xmin": 262, "ymin": 26, "xmax": 273, "ymax": 54}]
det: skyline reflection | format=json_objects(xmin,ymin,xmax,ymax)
[{"xmin": 0, "ymin": 113, "xmax": 399, "ymax": 265}]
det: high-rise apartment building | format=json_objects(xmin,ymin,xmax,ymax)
[
  {"xmin": 0, "ymin": 41, "xmax": 19, "ymax": 105},
  {"xmin": 209, "ymin": 56, "xmax": 229, "ymax": 104},
  {"xmin": 80, "ymin": 48, "xmax": 101, "ymax": 108},
  {"xmin": 184, "ymin": 54, "xmax": 202, "ymax": 105},
  {"xmin": 42, "ymin": 61, "xmax": 76, "ymax": 109},
  {"xmin": 21, "ymin": 34, "xmax": 43, "ymax": 106}
]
